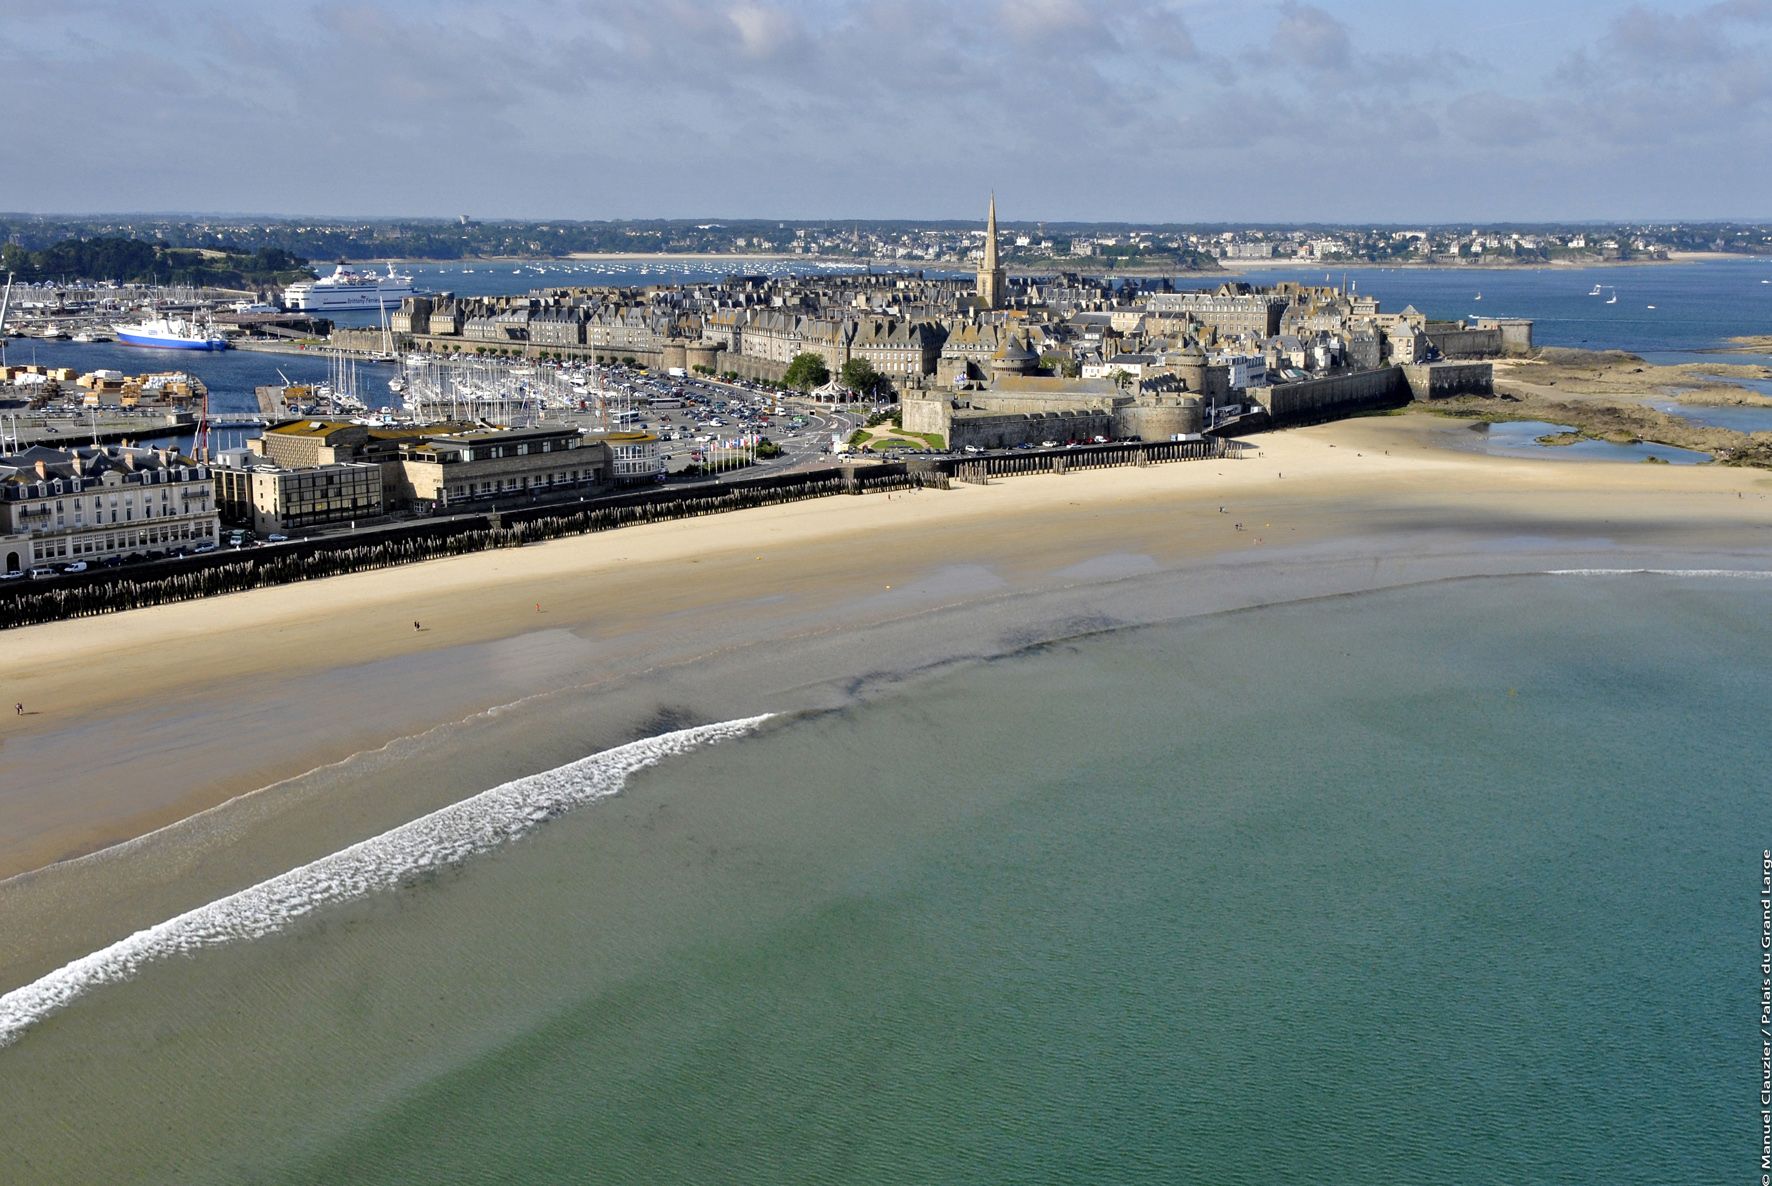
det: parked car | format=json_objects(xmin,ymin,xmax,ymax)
[
  {"xmin": 193, "ymin": 542, "xmax": 218, "ymax": 554},
  {"xmin": 1, "ymin": 569, "xmax": 23, "ymax": 581},
  {"xmin": 27, "ymin": 566, "xmax": 56, "ymax": 579},
  {"xmin": 62, "ymin": 560, "xmax": 88, "ymax": 573},
  {"xmin": 266, "ymin": 533, "xmax": 289, "ymax": 543}
]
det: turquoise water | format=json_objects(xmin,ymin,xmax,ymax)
[{"xmin": 1, "ymin": 573, "xmax": 1764, "ymax": 1183}]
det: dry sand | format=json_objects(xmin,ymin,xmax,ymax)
[{"xmin": 4, "ymin": 415, "xmax": 1772, "ymax": 986}]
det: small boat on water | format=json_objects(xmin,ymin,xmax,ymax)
[
  {"xmin": 1474, "ymin": 292, "xmax": 1482, "ymax": 301},
  {"xmin": 39, "ymin": 322, "xmax": 68, "ymax": 339},
  {"xmin": 1589, "ymin": 284, "xmax": 1603, "ymax": 295},
  {"xmin": 1606, "ymin": 293, "xmax": 1617, "ymax": 304}
]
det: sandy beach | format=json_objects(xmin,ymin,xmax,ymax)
[{"xmin": 4, "ymin": 414, "xmax": 1771, "ymax": 990}]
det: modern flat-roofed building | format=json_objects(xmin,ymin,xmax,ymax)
[
  {"xmin": 213, "ymin": 453, "xmax": 386, "ymax": 534},
  {"xmin": 589, "ymin": 431, "xmax": 664, "ymax": 485},
  {"xmin": 394, "ymin": 424, "xmax": 613, "ymax": 510}
]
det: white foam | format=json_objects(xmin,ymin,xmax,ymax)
[
  {"xmin": 0, "ymin": 715, "xmax": 771, "ymax": 1050},
  {"xmin": 1545, "ymin": 568, "xmax": 1772, "ymax": 578}
]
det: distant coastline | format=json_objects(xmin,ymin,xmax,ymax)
[
  {"xmin": 1219, "ymin": 252, "xmax": 1756, "ymax": 271},
  {"xmin": 356, "ymin": 249, "xmax": 1766, "ymax": 274}
]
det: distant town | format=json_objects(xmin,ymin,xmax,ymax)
[
  {"xmin": 3, "ymin": 213, "xmax": 1770, "ymax": 275},
  {"xmin": 0, "ymin": 194, "xmax": 1545, "ymax": 598}
]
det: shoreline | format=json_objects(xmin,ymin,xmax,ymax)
[
  {"xmin": 4, "ymin": 415, "xmax": 1772, "ymax": 990},
  {"xmin": 1219, "ymin": 253, "xmax": 1753, "ymax": 271}
]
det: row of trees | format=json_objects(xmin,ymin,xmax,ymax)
[
  {"xmin": 0, "ymin": 238, "xmax": 310, "ymax": 287},
  {"xmin": 781, "ymin": 352, "xmax": 892, "ymax": 396}
]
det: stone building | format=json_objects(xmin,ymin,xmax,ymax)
[
  {"xmin": 529, "ymin": 305, "xmax": 586, "ymax": 348},
  {"xmin": 0, "ymin": 444, "xmax": 219, "ymax": 573},
  {"xmin": 976, "ymin": 193, "xmax": 1006, "ymax": 310},
  {"xmin": 848, "ymin": 318, "xmax": 945, "ymax": 382},
  {"xmin": 1146, "ymin": 285, "xmax": 1288, "ymax": 337}
]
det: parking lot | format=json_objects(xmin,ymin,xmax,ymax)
[{"xmin": 593, "ymin": 366, "xmax": 873, "ymax": 476}]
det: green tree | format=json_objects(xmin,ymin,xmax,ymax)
[
  {"xmin": 783, "ymin": 352, "xmax": 831, "ymax": 391},
  {"xmin": 1040, "ymin": 351, "xmax": 1080, "ymax": 378},
  {"xmin": 839, "ymin": 357, "xmax": 890, "ymax": 396}
]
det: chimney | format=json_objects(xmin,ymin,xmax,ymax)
[{"xmin": 34, "ymin": 460, "xmax": 48, "ymax": 479}]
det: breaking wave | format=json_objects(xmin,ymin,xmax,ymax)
[{"xmin": 0, "ymin": 715, "xmax": 772, "ymax": 1049}]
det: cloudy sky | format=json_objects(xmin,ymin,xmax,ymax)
[{"xmin": 3, "ymin": 0, "xmax": 1768, "ymax": 222}]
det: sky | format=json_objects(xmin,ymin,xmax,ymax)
[{"xmin": 2, "ymin": 0, "xmax": 1768, "ymax": 223}]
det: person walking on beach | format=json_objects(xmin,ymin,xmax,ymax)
[
  {"xmin": 14, "ymin": 702, "xmax": 21, "ymax": 716},
  {"xmin": 413, "ymin": 621, "xmax": 422, "ymax": 632}
]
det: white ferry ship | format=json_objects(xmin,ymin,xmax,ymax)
[{"xmin": 283, "ymin": 262, "xmax": 416, "ymax": 312}]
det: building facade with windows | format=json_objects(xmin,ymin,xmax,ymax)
[
  {"xmin": 394, "ymin": 424, "xmax": 613, "ymax": 509},
  {"xmin": 590, "ymin": 431, "xmax": 664, "ymax": 485},
  {"xmin": 0, "ymin": 444, "xmax": 219, "ymax": 573},
  {"xmin": 213, "ymin": 454, "xmax": 386, "ymax": 534}
]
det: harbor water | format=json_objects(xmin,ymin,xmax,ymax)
[
  {"xmin": 7, "ymin": 259, "xmax": 1767, "ymax": 436},
  {"xmin": 1, "ymin": 572, "xmax": 1762, "ymax": 1183}
]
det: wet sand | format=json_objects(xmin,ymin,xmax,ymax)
[{"xmin": 3, "ymin": 414, "xmax": 1771, "ymax": 988}]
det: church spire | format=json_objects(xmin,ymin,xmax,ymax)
[
  {"xmin": 977, "ymin": 191, "xmax": 1005, "ymax": 310},
  {"xmin": 984, "ymin": 191, "xmax": 999, "ymax": 272}
]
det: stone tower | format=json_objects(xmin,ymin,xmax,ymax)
[{"xmin": 976, "ymin": 192, "xmax": 1005, "ymax": 310}]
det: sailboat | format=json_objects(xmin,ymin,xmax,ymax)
[
  {"xmin": 1474, "ymin": 292, "xmax": 1482, "ymax": 301},
  {"xmin": 1589, "ymin": 284, "xmax": 1603, "ymax": 296},
  {"xmin": 1606, "ymin": 291, "xmax": 1617, "ymax": 304},
  {"xmin": 367, "ymin": 296, "xmax": 397, "ymax": 362}
]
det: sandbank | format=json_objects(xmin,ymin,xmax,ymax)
[{"xmin": 3, "ymin": 416, "xmax": 1771, "ymax": 989}]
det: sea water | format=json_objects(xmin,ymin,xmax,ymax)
[
  {"xmin": 0, "ymin": 572, "xmax": 1764, "ymax": 1183},
  {"xmin": 1217, "ymin": 256, "xmax": 1772, "ymax": 354},
  {"xmin": 1473, "ymin": 419, "xmax": 1712, "ymax": 464}
]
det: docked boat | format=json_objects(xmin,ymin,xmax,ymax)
[
  {"xmin": 112, "ymin": 315, "xmax": 229, "ymax": 350},
  {"xmin": 39, "ymin": 322, "xmax": 68, "ymax": 339},
  {"xmin": 283, "ymin": 262, "xmax": 416, "ymax": 312}
]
